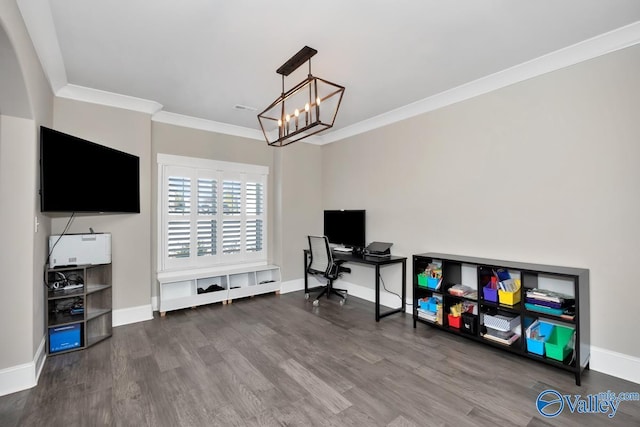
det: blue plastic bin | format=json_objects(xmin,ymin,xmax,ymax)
[{"xmin": 526, "ymin": 321, "xmax": 554, "ymax": 356}]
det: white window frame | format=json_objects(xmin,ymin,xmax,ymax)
[{"xmin": 157, "ymin": 154, "xmax": 268, "ymax": 273}]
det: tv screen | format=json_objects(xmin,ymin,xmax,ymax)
[
  {"xmin": 323, "ymin": 210, "xmax": 366, "ymax": 248},
  {"xmin": 40, "ymin": 126, "xmax": 140, "ymax": 213}
]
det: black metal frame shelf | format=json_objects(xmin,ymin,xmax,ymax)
[{"xmin": 413, "ymin": 252, "xmax": 589, "ymax": 385}]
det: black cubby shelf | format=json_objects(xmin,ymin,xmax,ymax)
[
  {"xmin": 413, "ymin": 252, "xmax": 589, "ymax": 386},
  {"xmin": 45, "ymin": 263, "xmax": 112, "ymax": 355}
]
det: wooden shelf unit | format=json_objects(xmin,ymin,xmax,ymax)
[
  {"xmin": 45, "ymin": 263, "xmax": 112, "ymax": 355},
  {"xmin": 413, "ymin": 252, "xmax": 589, "ymax": 385}
]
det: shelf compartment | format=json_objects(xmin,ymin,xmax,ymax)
[
  {"xmin": 86, "ymin": 286, "xmax": 111, "ymax": 316},
  {"xmin": 196, "ymin": 275, "xmax": 228, "ymax": 294},
  {"xmin": 48, "ymin": 296, "xmax": 84, "ymax": 327},
  {"xmin": 86, "ymin": 284, "xmax": 111, "ymax": 294},
  {"xmin": 86, "ymin": 311, "xmax": 112, "ymax": 347},
  {"xmin": 47, "ymin": 287, "xmax": 84, "ymax": 300},
  {"xmin": 481, "ymin": 331, "xmax": 522, "ymax": 347},
  {"xmin": 480, "ymin": 299, "xmax": 522, "ymax": 314},
  {"xmin": 256, "ymin": 268, "xmax": 281, "ymax": 290},
  {"xmin": 161, "ymin": 280, "xmax": 195, "ymax": 300},
  {"xmin": 86, "ymin": 308, "xmax": 111, "ymax": 322}
]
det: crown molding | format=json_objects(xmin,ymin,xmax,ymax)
[
  {"xmin": 56, "ymin": 84, "xmax": 163, "ymax": 115},
  {"xmin": 320, "ymin": 20, "xmax": 640, "ymax": 144},
  {"xmin": 152, "ymin": 111, "xmax": 265, "ymax": 141}
]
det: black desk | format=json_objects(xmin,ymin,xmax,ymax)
[{"xmin": 303, "ymin": 250, "xmax": 407, "ymax": 321}]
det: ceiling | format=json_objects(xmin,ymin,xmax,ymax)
[{"xmin": 17, "ymin": 1, "xmax": 640, "ymax": 142}]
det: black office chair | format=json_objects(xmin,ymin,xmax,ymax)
[{"xmin": 306, "ymin": 235, "xmax": 349, "ymax": 306}]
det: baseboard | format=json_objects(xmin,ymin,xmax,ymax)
[
  {"xmin": 112, "ymin": 304, "xmax": 153, "ymax": 327},
  {"xmin": 280, "ymin": 277, "xmax": 408, "ymax": 310},
  {"xmin": 0, "ymin": 336, "xmax": 46, "ymax": 397},
  {"xmin": 279, "ymin": 278, "xmax": 305, "ymax": 294},
  {"xmin": 34, "ymin": 335, "xmax": 46, "ymax": 384},
  {"xmin": 338, "ymin": 280, "xmax": 406, "ymax": 310},
  {"xmin": 151, "ymin": 295, "xmax": 159, "ymax": 311},
  {"xmin": 590, "ymin": 346, "xmax": 640, "ymax": 385}
]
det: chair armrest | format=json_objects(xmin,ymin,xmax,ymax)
[{"xmin": 339, "ymin": 266, "xmax": 351, "ymax": 274}]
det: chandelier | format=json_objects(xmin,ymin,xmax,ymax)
[{"xmin": 258, "ymin": 46, "xmax": 345, "ymax": 147}]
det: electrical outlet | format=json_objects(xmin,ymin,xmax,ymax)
[{"xmin": 34, "ymin": 216, "xmax": 40, "ymax": 233}]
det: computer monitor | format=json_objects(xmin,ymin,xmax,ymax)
[{"xmin": 323, "ymin": 210, "xmax": 366, "ymax": 249}]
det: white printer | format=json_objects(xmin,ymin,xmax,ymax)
[{"xmin": 49, "ymin": 233, "xmax": 112, "ymax": 268}]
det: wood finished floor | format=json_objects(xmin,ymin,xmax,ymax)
[{"xmin": 1, "ymin": 291, "xmax": 639, "ymax": 426}]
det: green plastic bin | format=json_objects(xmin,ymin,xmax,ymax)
[{"xmin": 544, "ymin": 325, "xmax": 574, "ymax": 362}]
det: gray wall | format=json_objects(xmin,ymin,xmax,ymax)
[
  {"xmin": 277, "ymin": 142, "xmax": 323, "ymax": 281},
  {"xmin": 0, "ymin": 116, "xmax": 36, "ymax": 367},
  {"xmin": 52, "ymin": 98, "xmax": 152, "ymax": 311},
  {"xmin": 321, "ymin": 44, "xmax": 640, "ymax": 358},
  {"xmin": 0, "ymin": 0, "xmax": 53, "ymax": 374}
]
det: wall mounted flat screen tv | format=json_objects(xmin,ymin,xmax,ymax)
[
  {"xmin": 323, "ymin": 209, "xmax": 366, "ymax": 249},
  {"xmin": 40, "ymin": 126, "xmax": 140, "ymax": 213}
]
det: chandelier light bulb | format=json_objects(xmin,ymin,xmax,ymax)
[
  {"xmin": 294, "ymin": 109, "xmax": 299, "ymax": 117},
  {"xmin": 286, "ymin": 114, "xmax": 290, "ymax": 122},
  {"xmin": 305, "ymin": 103, "xmax": 310, "ymax": 112},
  {"xmin": 316, "ymin": 96, "xmax": 321, "ymax": 106}
]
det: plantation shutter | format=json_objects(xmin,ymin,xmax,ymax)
[
  {"xmin": 197, "ymin": 175, "xmax": 217, "ymax": 257},
  {"xmin": 222, "ymin": 179, "xmax": 242, "ymax": 254},
  {"xmin": 245, "ymin": 180, "xmax": 264, "ymax": 253},
  {"xmin": 159, "ymin": 155, "xmax": 268, "ymax": 271}
]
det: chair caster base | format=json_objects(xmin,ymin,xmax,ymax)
[
  {"xmin": 305, "ymin": 293, "xmax": 310, "ymax": 300},
  {"xmin": 312, "ymin": 300, "xmax": 319, "ymax": 307},
  {"xmin": 339, "ymin": 299, "xmax": 345, "ymax": 306}
]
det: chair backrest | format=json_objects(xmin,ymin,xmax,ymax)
[{"xmin": 307, "ymin": 235, "xmax": 333, "ymax": 275}]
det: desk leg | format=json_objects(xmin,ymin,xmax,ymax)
[
  {"xmin": 304, "ymin": 252, "xmax": 309, "ymax": 294},
  {"xmin": 375, "ymin": 259, "xmax": 407, "ymax": 322},
  {"xmin": 375, "ymin": 264, "xmax": 381, "ymax": 322},
  {"xmin": 401, "ymin": 259, "xmax": 406, "ymax": 314}
]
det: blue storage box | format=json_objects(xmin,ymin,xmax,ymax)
[
  {"xmin": 526, "ymin": 321, "xmax": 554, "ymax": 356},
  {"xmin": 418, "ymin": 297, "xmax": 440, "ymax": 313},
  {"xmin": 49, "ymin": 323, "xmax": 82, "ymax": 353},
  {"xmin": 426, "ymin": 277, "xmax": 440, "ymax": 290}
]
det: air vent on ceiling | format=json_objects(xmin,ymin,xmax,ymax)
[{"xmin": 234, "ymin": 104, "xmax": 257, "ymax": 111}]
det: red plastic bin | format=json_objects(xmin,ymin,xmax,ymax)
[{"xmin": 448, "ymin": 314, "xmax": 461, "ymax": 329}]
